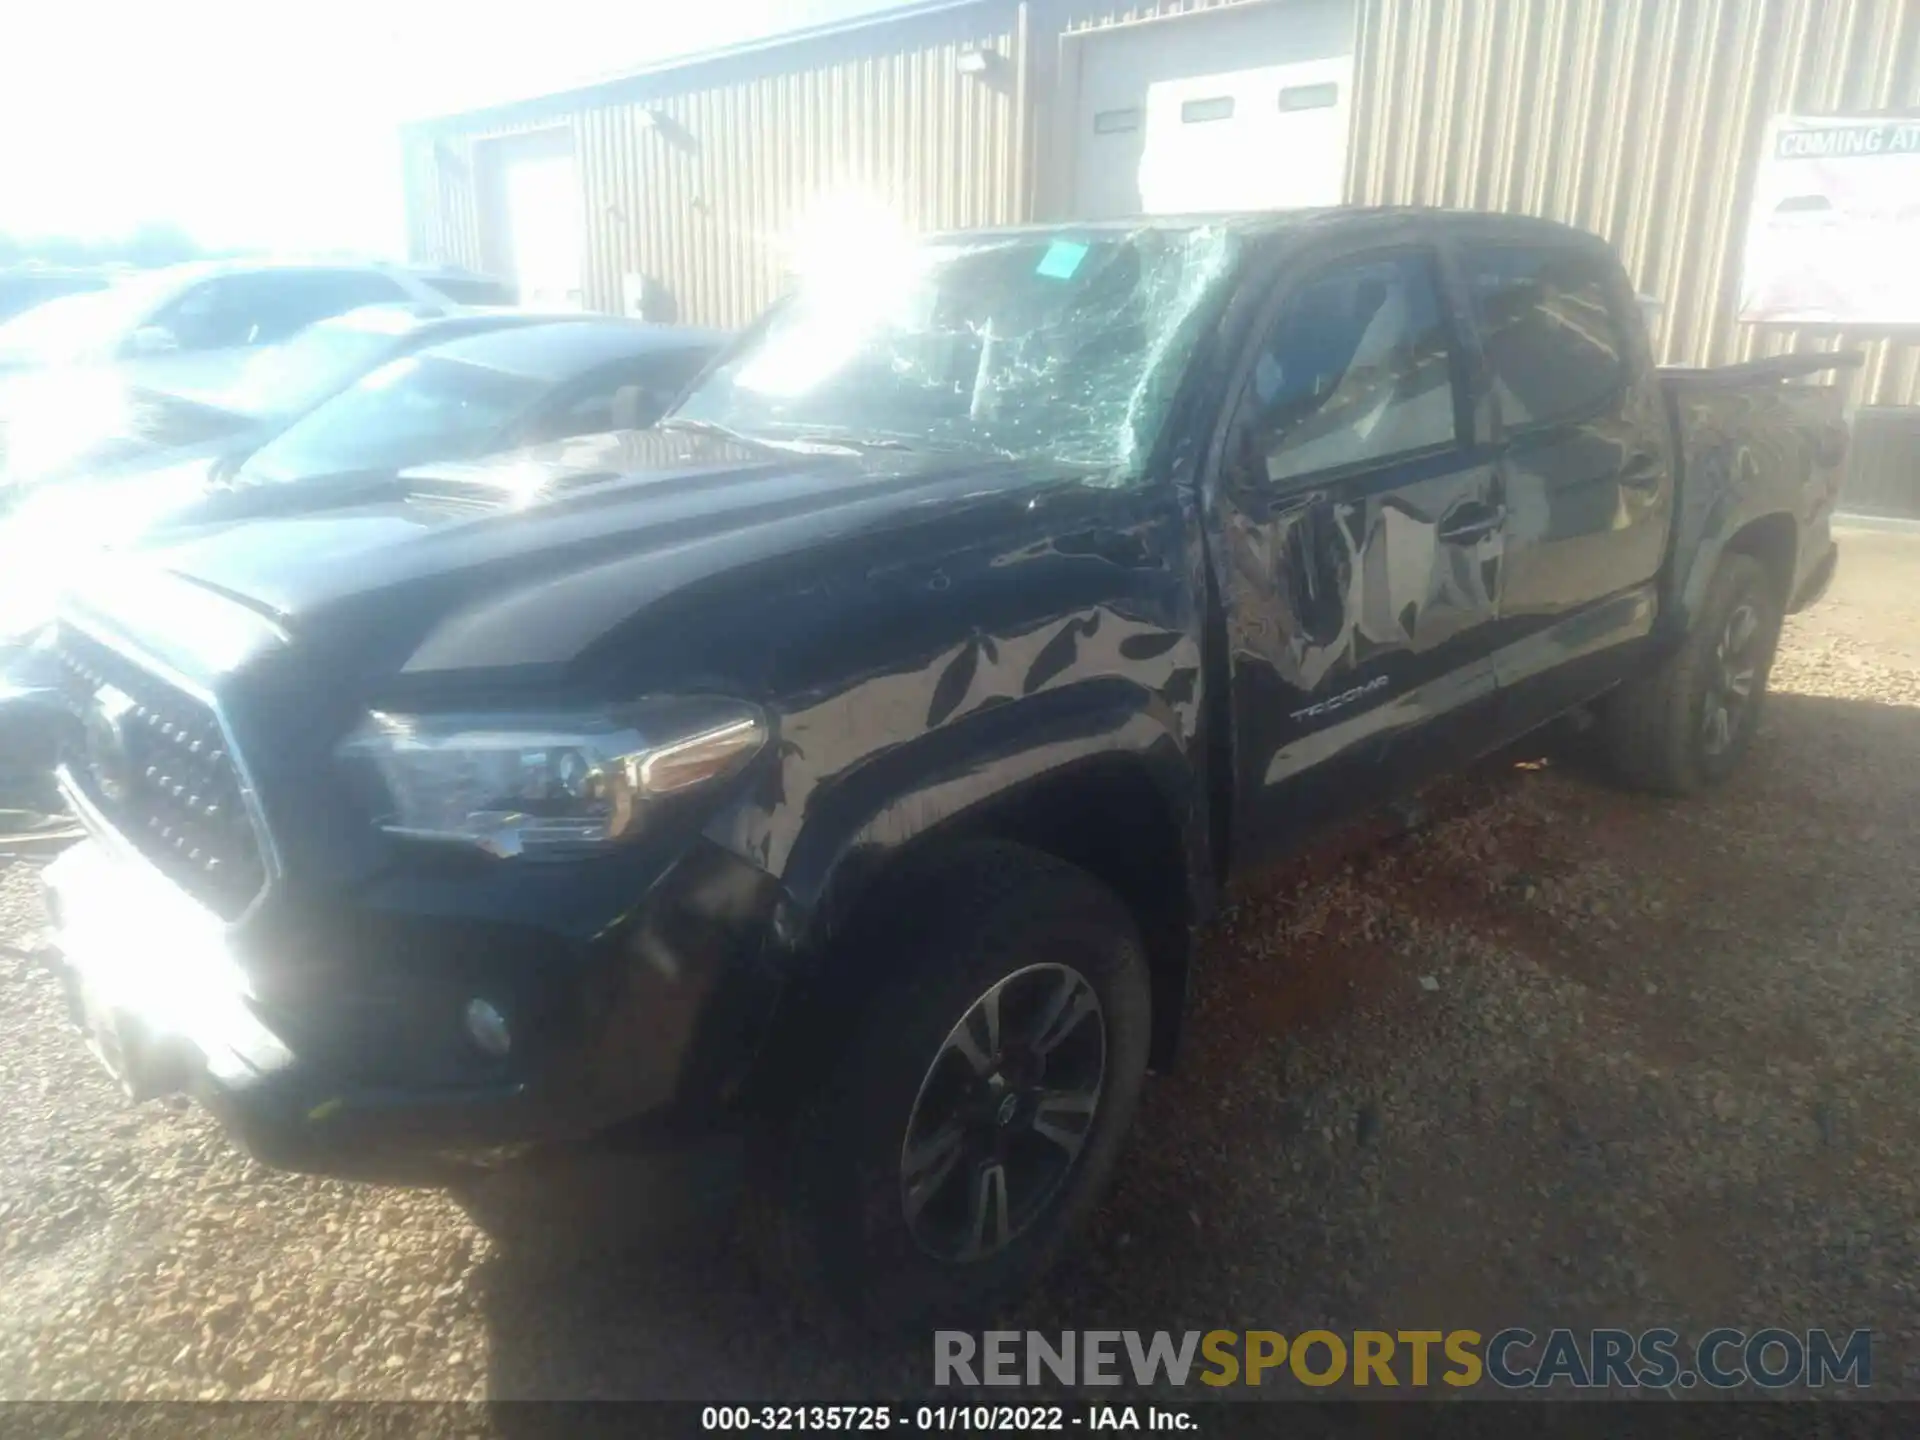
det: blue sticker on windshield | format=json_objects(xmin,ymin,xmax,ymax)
[{"xmin": 1036, "ymin": 240, "xmax": 1090, "ymax": 279}]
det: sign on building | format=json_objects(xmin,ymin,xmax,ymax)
[{"xmin": 1739, "ymin": 115, "xmax": 1920, "ymax": 326}]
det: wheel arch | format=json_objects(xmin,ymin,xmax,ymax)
[
  {"xmin": 746, "ymin": 729, "xmax": 1209, "ymax": 1114},
  {"xmin": 1721, "ymin": 511, "xmax": 1798, "ymax": 606},
  {"xmin": 1675, "ymin": 508, "xmax": 1799, "ymax": 638}
]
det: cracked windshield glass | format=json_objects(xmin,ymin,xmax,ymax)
[{"xmin": 671, "ymin": 225, "xmax": 1237, "ymax": 476}]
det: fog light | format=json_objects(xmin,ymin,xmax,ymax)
[{"xmin": 464, "ymin": 998, "xmax": 511, "ymax": 1057}]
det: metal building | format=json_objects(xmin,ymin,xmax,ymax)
[{"xmin": 403, "ymin": 0, "xmax": 1920, "ymax": 419}]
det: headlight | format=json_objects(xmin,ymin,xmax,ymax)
[{"xmin": 338, "ymin": 699, "xmax": 769, "ymax": 857}]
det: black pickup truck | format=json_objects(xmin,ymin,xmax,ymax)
[{"xmin": 33, "ymin": 209, "xmax": 1849, "ymax": 1324}]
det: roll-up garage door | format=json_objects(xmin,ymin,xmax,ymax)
[{"xmin": 1071, "ymin": 0, "xmax": 1357, "ymax": 220}]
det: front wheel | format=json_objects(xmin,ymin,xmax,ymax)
[
  {"xmin": 1602, "ymin": 552, "xmax": 1783, "ymax": 794},
  {"xmin": 749, "ymin": 843, "xmax": 1152, "ymax": 1327}
]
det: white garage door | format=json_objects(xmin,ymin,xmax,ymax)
[
  {"xmin": 1071, "ymin": 0, "xmax": 1357, "ymax": 220},
  {"xmin": 481, "ymin": 129, "xmax": 586, "ymax": 310}
]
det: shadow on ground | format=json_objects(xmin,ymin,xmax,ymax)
[{"xmin": 460, "ymin": 687, "xmax": 1920, "ymax": 1400}]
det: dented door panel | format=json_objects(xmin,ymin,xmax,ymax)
[
  {"xmin": 1220, "ymin": 449, "xmax": 1505, "ymax": 858},
  {"xmin": 1211, "ymin": 240, "xmax": 1508, "ymax": 863},
  {"xmin": 1454, "ymin": 235, "xmax": 1677, "ymax": 728},
  {"xmin": 1663, "ymin": 376, "xmax": 1850, "ymax": 630}
]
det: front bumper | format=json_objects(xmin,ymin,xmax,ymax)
[{"xmin": 37, "ymin": 794, "xmax": 790, "ymax": 1183}]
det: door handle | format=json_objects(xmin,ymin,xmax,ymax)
[{"xmin": 1437, "ymin": 502, "xmax": 1506, "ymax": 545}]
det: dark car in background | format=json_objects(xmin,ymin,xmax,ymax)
[
  {"xmin": 0, "ymin": 314, "xmax": 723, "ymax": 577},
  {"xmin": 192, "ymin": 317, "xmax": 724, "ymax": 500},
  {"xmin": 0, "ymin": 303, "xmax": 617, "ymax": 685},
  {"xmin": 0, "ymin": 257, "xmax": 513, "ymax": 389},
  {"xmin": 0, "ymin": 316, "xmax": 721, "ymax": 810},
  {"xmin": 0, "ymin": 260, "xmax": 520, "ymax": 532},
  {"xmin": 0, "ymin": 302, "xmax": 588, "ymax": 504}
]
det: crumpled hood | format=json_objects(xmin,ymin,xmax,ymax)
[{"xmin": 92, "ymin": 427, "xmax": 1087, "ymax": 682}]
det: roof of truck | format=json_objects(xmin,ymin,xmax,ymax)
[{"xmin": 942, "ymin": 207, "xmax": 1607, "ymax": 246}]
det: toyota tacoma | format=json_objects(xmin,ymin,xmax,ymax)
[{"xmin": 31, "ymin": 210, "xmax": 1850, "ymax": 1323}]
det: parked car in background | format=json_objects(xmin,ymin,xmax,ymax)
[
  {"xmin": 179, "ymin": 316, "xmax": 724, "ymax": 504},
  {"xmin": 0, "ymin": 258, "xmax": 512, "ymax": 387},
  {"xmin": 30, "ymin": 210, "xmax": 1850, "ymax": 1325},
  {"xmin": 0, "ymin": 301, "xmax": 589, "ymax": 503},
  {"xmin": 0, "ymin": 317, "xmax": 721, "ymax": 808},
  {"xmin": 0, "ymin": 303, "xmax": 605, "ymax": 767},
  {"xmin": 0, "ymin": 266, "xmax": 112, "ymax": 325},
  {"xmin": 0, "ymin": 317, "xmax": 723, "ymax": 637}
]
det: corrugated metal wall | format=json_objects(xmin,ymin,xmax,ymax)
[
  {"xmin": 404, "ymin": 115, "xmax": 566, "ymax": 277},
  {"xmin": 1345, "ymin": 0, "xmax": 1920, "ymax": 405},
  {"xmin": 575, "ymin": 23, "xmax": 1022, "ymax": 325},
  {"xmin": 1057, "ymin": 0, "xmax": 1255, "ymax": 31},
  {"xmin": 408, "ymin": 8, "xmax": 1024, "ymax": 327},
  {"xmin": 406, "ymin": 0, "xmax": 1920, "ymax": 402}
]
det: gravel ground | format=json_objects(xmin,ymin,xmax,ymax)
[{"xmin": 2, "ymin": 527, "xmax": 1917, "ymax": 1404}]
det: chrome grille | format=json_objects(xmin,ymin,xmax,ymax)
[{"xmin": 54, "ymin": 627, "xmax": 268, "ymax": 919}]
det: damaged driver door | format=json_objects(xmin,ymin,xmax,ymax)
[{"xmin": 1213, "ymin": 241, "xmax": 1508, "ymax": 862}]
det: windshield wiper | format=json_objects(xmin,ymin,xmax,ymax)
[
  {"xmin": 661, "ymin": 418, "xmax": 919, "ymax": 455},
  {"xmin": 664, "ymin": 417, "xmax": 1009, "ymax": 460},
  {"xmin": 769, "ymin": 427, "xmax": 921, "ymax": 453}
]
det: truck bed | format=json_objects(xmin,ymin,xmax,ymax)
[
  {"xmin": 1659, "ymin": 350, "xmax": 1865, "ymax": 388},
  {"xmin": 1659, "ymin": 350, "xmax": 1859, "ymax": 620}
]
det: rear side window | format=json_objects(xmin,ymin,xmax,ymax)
[
  {"xmin": 1242, "ymin": 251, "xmax": 1462, "ymax": 486},
  {"xmin": 1462, "ymin": 244, "xmax": 1629, "ymax": 431}
]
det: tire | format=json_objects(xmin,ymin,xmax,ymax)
[
  {"xmin": 1602, "ymin": 552, "xmax": 1784, "ymax": 795},
  {"xmin": 746, "ymin": 841, "xmax": 1152, "ymax": 1329}
]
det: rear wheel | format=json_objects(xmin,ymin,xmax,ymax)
[
  {"xmin": 748, "ymin": 842, "xmax": 1151, "ymax": 1327},
  {"xmin": 1602, "ymin": 552, "xmax": 1783, "ymax": 794}
]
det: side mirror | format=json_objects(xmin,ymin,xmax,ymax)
[{"xmin": 128, "ymin": 325, "xmax": 179, "ymax": 356}]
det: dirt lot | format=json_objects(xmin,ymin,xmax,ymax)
[{"xmin": 1, "ymin": 525, "xmax": 1917, "ymax": 1403}]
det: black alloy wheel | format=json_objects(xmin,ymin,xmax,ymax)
[
  {"xmin": 899, "ymin": 962, "xmax": 1106, "ymax": 1263},
  {"xmin": 1700, "ymin": 598, "xmax": 1763, "ymax": 758},
  {"xmin": 744, "ymin": 841, "xmax": 1152, "ymax": 1327},
  {"xmin": 1602, "ymin": 552, "xmax": 1783, "ymax": 795}
]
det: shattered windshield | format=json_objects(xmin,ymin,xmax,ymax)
[{"xmin": 669, "ymin": 226, "xmax": 1239, "ymax": 477}]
